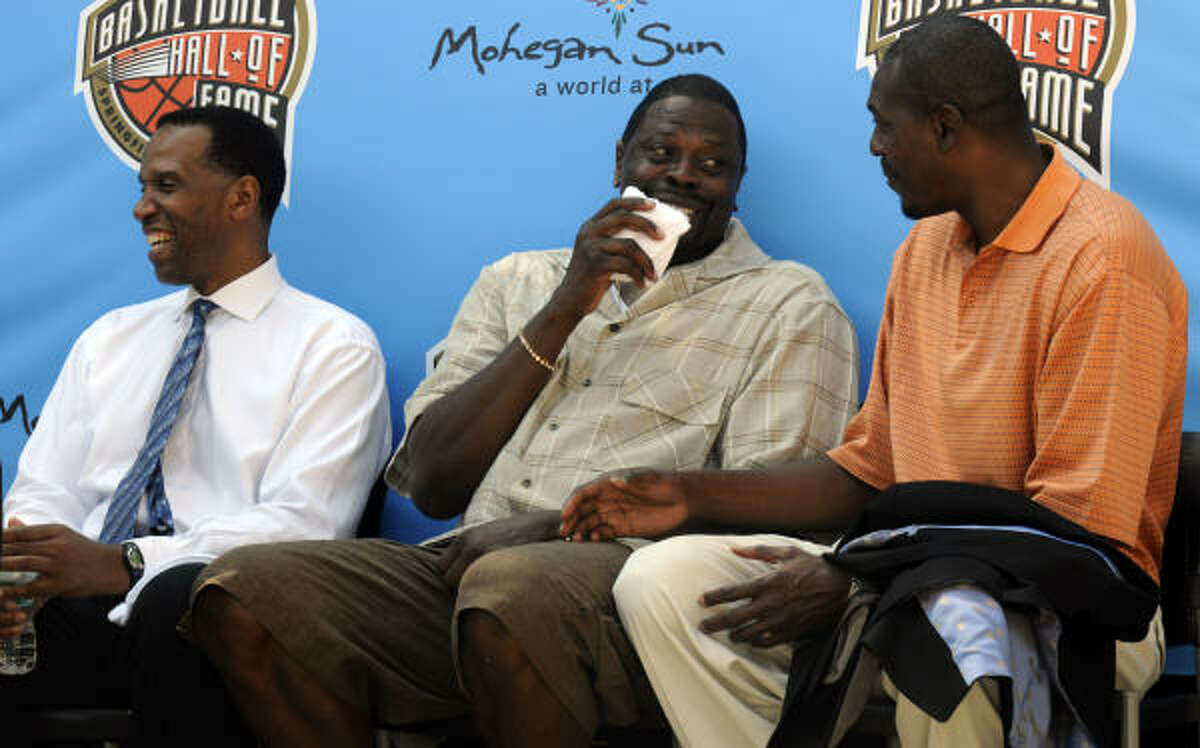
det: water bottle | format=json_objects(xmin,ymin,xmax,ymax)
[{"xmin": 0, "ymin": 570, "xmax": 38, "ymax": 675}]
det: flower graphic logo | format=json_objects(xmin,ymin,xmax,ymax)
[{"xmin": 586, "ymin": 0, "xmax": 649, "ymax": 38}]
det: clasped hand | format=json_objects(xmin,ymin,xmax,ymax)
[{"xmin": 0, "ymin": 520, "xmax": 126, "ymax": 637}]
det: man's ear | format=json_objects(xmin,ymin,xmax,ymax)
[
  {"xmin": 613, "ymin": 139, "xmax": 624, "ymax": 188},
  {"xmin": 226, "ymin": 175, "xmax": 261, "ymax": 221},
  {"xmin": 931, "ymin": 103, "xmax": 964, "ymax": 154},
  {"xmin": 733, "ymin": 162, "xmax": 747, "ymax": 212}
]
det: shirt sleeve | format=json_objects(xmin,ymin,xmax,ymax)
[
  {"xmin": 132, "ymin": 338, "xmax": 392, "ymax": 570},
  {"xmin": 5, "ymin": 333, "xmax": 99, "ymax": 528},
  {"xmin": 1025, "ymin": 265, "xmax": 1174, "ymax": 565},
  {"xmin": 385, "ymin": 259, "xmax": 512, "ymax": 493},
  {"xmin": 719, "ymin": 287, "xmax": 860, "ymax": 470}
]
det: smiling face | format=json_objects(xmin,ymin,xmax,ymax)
[
  {"xmin": 616, "ymin": 95, "xmax": 745, "ymax": 266},
  {"xmin": 867, "ymin": 59, "xmax": 952, "ymax": 220},
  {"xmin": 133, "ymin": 124, "xmax": 241, "ymax": 294}
]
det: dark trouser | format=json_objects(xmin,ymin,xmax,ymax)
[
  {"xmin": 191, "ymin": 538, "xmax": 662, "ymax": 734},
  {"xmin": 1, "ymin": 563, "xmax": 253, "ymax": 748}
]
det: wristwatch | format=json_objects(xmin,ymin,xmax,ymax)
[{"xmin": 121, "ymin": 540, "xmax": 145, "ymax": 588}]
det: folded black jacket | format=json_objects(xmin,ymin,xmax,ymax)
[{"xmin": 768, "ymin": 481, "xmax": 1159, "ymax": 748}]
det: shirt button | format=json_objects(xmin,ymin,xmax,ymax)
[
  {"xmin": 549, "ymin": 422, "xmax": 559, "ymax": 431},
  {"xmin": 608, "ymin": 322, "xmax": 620, "ymax": 333},
  {"xmin": 583, "ymin": 378, "xmax": 592, "ymax": 387},
  {"xmin": 521, "ymin": 479, "xmax": 532, "ymax": 488}
]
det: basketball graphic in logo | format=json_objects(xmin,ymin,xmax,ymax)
[{"xmin": 74, "ymin": 0, "xmax": 317, "ymax": 202}]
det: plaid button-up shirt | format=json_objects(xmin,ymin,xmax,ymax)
[{"xmin": 388, "ymin": 219, "xmax": 860, "ymax": 538}]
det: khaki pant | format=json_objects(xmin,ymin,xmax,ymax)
[{"xmin": 614, "ymin": 534, "xmax": 831, "ymax": 747}]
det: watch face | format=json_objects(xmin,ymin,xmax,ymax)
[{"xmin": 123, "ymin": 542, "xmax": 144, "ymax": 575}]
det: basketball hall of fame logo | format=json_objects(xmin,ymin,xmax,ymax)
[
  {"xmin": 74, "ymin": 0, "xmax": 317, "ymax": 202},
  {"xmin": 856, "ymin": 0, "xmax": 1135, "ymax": 187}
]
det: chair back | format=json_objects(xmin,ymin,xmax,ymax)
[
  {"xmin": 354, "ymin": 474, "xmax": 390, "ymax": 539},
  {"xmin": 1160, "ymin": 431, "xmax": 1200, "ymax": 647}
]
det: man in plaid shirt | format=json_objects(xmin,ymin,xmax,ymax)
[{"xmin": 183, "ymin": 74, "xmax": 859, "ymax": 746}]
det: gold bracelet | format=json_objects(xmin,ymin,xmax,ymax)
[{"xmin": 517, "ymin": 330, "xmax": 556, "ymax": 373}]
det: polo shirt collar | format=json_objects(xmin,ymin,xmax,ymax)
[
  {"xmin": 181, "ymin": 254, "xmax": 282, "ymax": 322},
  {"xmin": 988, "ymin": 145, "xmax": 1081, "ymax": 254}
]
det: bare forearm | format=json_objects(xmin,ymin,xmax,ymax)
[
  {"xmin": 410, "ymin": 196, "xmax": 664, "ymax": 518},
  {"xmin": 679, "ymin": 454, "xmax": 877, "ymax": 534},
  {"xmin": 405, "ymin": 299, "xmax": 583, "ymax": 518}
]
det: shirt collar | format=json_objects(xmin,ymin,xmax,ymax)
[
  {"xmin": 674, "ymin": 217, "xmax": 770, "ymax": 290},
  {"xmin": 596, "ymin": 218, "xmax": 768, "ymax": 320},
  {"xmin": 694, "ymin": 218, "xmax": 771, "ymax": 277},
  {"xmin": 987, "ymin": 145, "xmax": 1081, "ymax": 254},
  {"xmin": 181, "ymin": 254, "xmax": 283, "ymax": 322}
]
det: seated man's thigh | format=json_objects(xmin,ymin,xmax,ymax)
[
  {"xmin": 614, "ymin": 534, "xmax": 826, "ymax": 737},
  {"xmin": 191, "ymin": 538, "xmax": 467, "ymax": 724},
  {"xmin": 615, "ymin": 533, "xmax": 829, "ymax": 644},
  {"xmin": 455, "ymin": 539, "xmax": 654, "ymax": 733}
]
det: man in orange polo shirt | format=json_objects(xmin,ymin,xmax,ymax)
[{"xmin": 560, "ymin": 14, "xmax": 1187, "ymax": 747}]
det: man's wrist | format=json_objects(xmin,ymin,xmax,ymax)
[
  {"xmin": 537, "ymin": 509, "xmax": 566, "ymax": 540},
  {"xmin": 674, "ymin": 470, "xmax": 702, "ymax": 522},
  {"xmin": 542, "ymin": 288, "xmax": 590, "ymax": 330}
]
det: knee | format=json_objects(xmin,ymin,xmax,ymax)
[
  {"xmin": 190, "ymin": 586, "xmax": 271, "ymax": 675},
  {"xmin": 128, "ymin": 563, "xmax": 205, "ymax": 637},
  {"xmin": 123, "ymin": 564, "xmax": 209, "ymax": 668},
  {"xmin": 459, "ymin": 609, "xmax": 523, "ymax": 672},
  {"xmin": 458, "ymin": 546, "xmax": 543, "ymax": 600},
  {"xmin": 456, "ymin": 551, "xmax": 554, "ymax": 669},
  {"xmin": 613, "ymin": 536, "xmax": 710, "ymax": 617}
]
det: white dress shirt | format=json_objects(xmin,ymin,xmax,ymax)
[{"xmin": 6, "ymin": 256, "xmax": 391, "ymax": 617}]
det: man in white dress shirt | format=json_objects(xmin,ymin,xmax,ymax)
[{"xmin": 0, "ymin": 106, "xmax": 391, "ymax": 746}]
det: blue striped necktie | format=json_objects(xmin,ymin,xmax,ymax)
[{"xmin": 99, "ymin": 299, "xmax": 216, "ymax": 544}]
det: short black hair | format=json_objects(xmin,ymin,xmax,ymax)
[
  {"xmin": 622, "ymin": 74, "xmax": 747, "ymax": 170},
  {"xmin": 882, "ymin": 14, "xmax": 1030, "ymax": 138},
  {"xmin": 155, "ymin": 106, "xmax": 286, "ymax": 223}
]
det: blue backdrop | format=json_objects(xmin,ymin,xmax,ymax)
[{"xmin": 2, "ymin": 2, "xmax": 1197, "ymax": 542}]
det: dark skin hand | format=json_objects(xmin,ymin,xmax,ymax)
[
  {"xmin": 698, "ymin": 545, "xmax": 850, "ymax": 648},
  {"xmin": 559, "ymin": 468, "xmax": 689, "ymax": 542},
  {"xmin": 437, "ymin": 510, "xmax": 564, "ymax": 588},
  {"xmin": 403, "ymin": 197, "xmax": 660, "ymax": 520},
  {"xmin": 559, "ymin": 476, "xmax": 852, "ymax": 647},
  {"xmin": 560, "ymin": 455, "xmax": 875, "ymax": 542},
  {"xmin": 554, "ymin": 196, "xmax": 662, "ymax": 319},
  {"xmin": 558, "ymin": 458, "xmax": 873, "ymax": 649},
  {"xmin": 0, "ymin": 519, "xmax": 128, "ymax": 637}
]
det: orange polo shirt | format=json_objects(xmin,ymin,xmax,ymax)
[{"xmin": 830, "ymin": 147, "xmax": 1188, "ymax": 580}]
